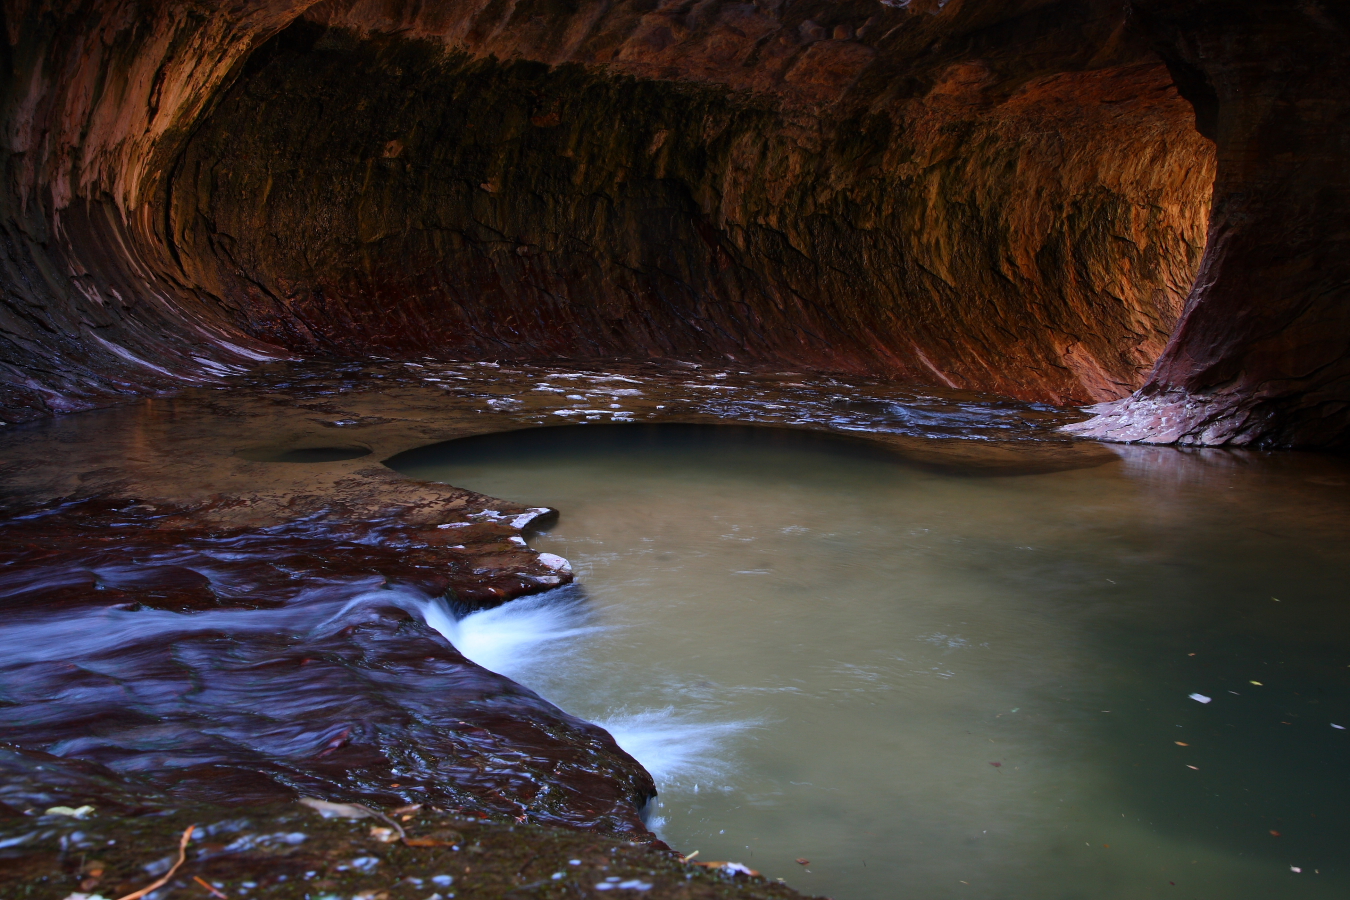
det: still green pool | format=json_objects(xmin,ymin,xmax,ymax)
[{"xmin": 390, "ymin": 424, "xmax": 1350, "ymax": 900}]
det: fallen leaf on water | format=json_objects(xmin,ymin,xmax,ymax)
[
  {"xmin": 693, "ymin": 862, "xmax": 759, "ymax": 877},
  {"xmin": 46, "ymin": 805, "xmax": 95, "ymax": 819},
  {"xmin": 300, "ymin": 798, "xmax": 406, "ymax": 842},
  {"xmin": 300, "ymin": 798, "xmax": 379, "ymax": 820}
]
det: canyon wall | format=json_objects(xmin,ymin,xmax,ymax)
[
  {"xmin": 172, "ymin": 3, "xmax": 1211, "ymax": 405},
  {"xmin": 1, "ymin": 0, "xmax": 1346, "ymax": 446},
  {"xmin": 1067, "ymin": 0, "xmax": 1350, "ymax": 447}
]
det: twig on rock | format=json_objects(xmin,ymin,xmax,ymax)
[{"xmin": 115, "ymin": 825, "xmax": 195, "ymax": 900}]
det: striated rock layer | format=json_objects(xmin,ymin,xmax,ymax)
[
  {"xmin": 1066, "ymin": 0, "xmax": 1350, "ymax": 447},
  {"xmin": 0, "ymin": 1, "xmax": 1345, "ymax": 442}
]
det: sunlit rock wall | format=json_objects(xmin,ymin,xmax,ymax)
[{"xmin": 1067, "ymin": 0, "xmax": 1350, "ymax": 447}]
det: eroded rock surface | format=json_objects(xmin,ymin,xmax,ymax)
[
  {"xmin": 169, "ymin": 5, "xmax": 1210, "ymax": 407},
  {"xmin": 1067, "ymin": 1, "xmax": 1350, "ymax": 448},
  {"xmin": 2, "ymin": 0, "xmax": 1252, "ymax": 434}
]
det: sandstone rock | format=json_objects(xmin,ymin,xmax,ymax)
[{"xmin": 0, "ymin": 0, "xmax": 1345, "ymax": 446}]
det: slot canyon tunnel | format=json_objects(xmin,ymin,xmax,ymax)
[
  {"xmin": 2, "ymin": 0, "xmax": 1347, "ymax": 447},
  {"xmin": 5, "ymin": 3, "xmax": 1350, "ymax": 897}
]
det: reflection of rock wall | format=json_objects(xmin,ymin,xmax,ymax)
[{"xmin": 4, "ymin": 1, "xmax": 1346, "ymax": 446}]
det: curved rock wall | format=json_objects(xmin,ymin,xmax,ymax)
[
  {"xmin": 1068, "ymin": 0, "xmax": 1350, "ymax": 447},
  {"xmin": 3, "ymin": 0, "xmax": 1345, "ymax": 445},
  {"xmin": 0, "ymin": 0, "xmax": 304, "ymax": 420},
  {"xmin": 171, "ymin": 8, "xmax": 1211, "ymax": 405}
]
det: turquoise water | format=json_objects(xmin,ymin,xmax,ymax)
[{"xmin": 390, "ymin": 424, "xmax": 1350, "ymax": 900}]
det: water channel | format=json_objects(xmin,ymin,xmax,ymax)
[{"xmin": 389, "ymin": 423, "xmax": 1350, "ymax": 900}]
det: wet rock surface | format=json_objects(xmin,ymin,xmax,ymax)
[
  {"xmin": 0, "ymin": 799, "xmax": 811, "ymax": 900},
  {"xmin": 0, "ymin": 361, "xmax": 1110, "ymax": 862},
  {"xmin": 0, "ymin": 495, "xmax": 653, "ymax": 830}
]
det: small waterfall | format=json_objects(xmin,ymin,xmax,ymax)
[
  {"xmin": 596, "ymin": 708, "xmax": 751, "ymax": 788},
  {"xmin": 418, "ymin": 589, "xmax": 599, "ymax": 683},
  {"xmin": 417, "ymin": 588, "xmax": 753, "ymax": 799}
]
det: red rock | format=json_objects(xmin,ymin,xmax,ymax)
[{"xmin": 0, "ymin": 0, "xmax": 1343, "ymax": 445}]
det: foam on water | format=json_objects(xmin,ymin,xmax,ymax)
[
  {"xmin": 418, "ymin": 590, "xmax": 598, "ymax": 682},
  {"xmin": 418, "ymin": 590, "xmax": 752, "ymax": 797},
  {"xmin": 595, "ymin": 708, "xmax": 753, "ymax": 788}
]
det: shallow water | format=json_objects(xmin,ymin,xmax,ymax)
[{"xmin": 390, "ymin": 424, "xmax": 1350, "ymax": 900}]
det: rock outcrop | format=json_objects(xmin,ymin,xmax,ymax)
[
  {"xmin": 1, "ymin": 0, "xmax": 1347, "ymax": 445},
  {"xmin": 1066, "ymin": 0, "xmax": 1350, "ymax": 447}
]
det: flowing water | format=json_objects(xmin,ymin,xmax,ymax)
[{"xmin": 388, "ymin": 424, "xmax": 1350, "ymax": 900}]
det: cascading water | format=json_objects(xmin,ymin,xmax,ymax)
[{"xmin": 418, "ymin": 587, "xmax": 757, "ymax": 818}]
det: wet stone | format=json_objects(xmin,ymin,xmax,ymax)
[
  {"xmin": 0, "ymin": 358, "xmax": 1129, "ymax": 899},
  {"xmin": 0, "ymin": 802, "xmax": 811, "ymax": 900}
]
